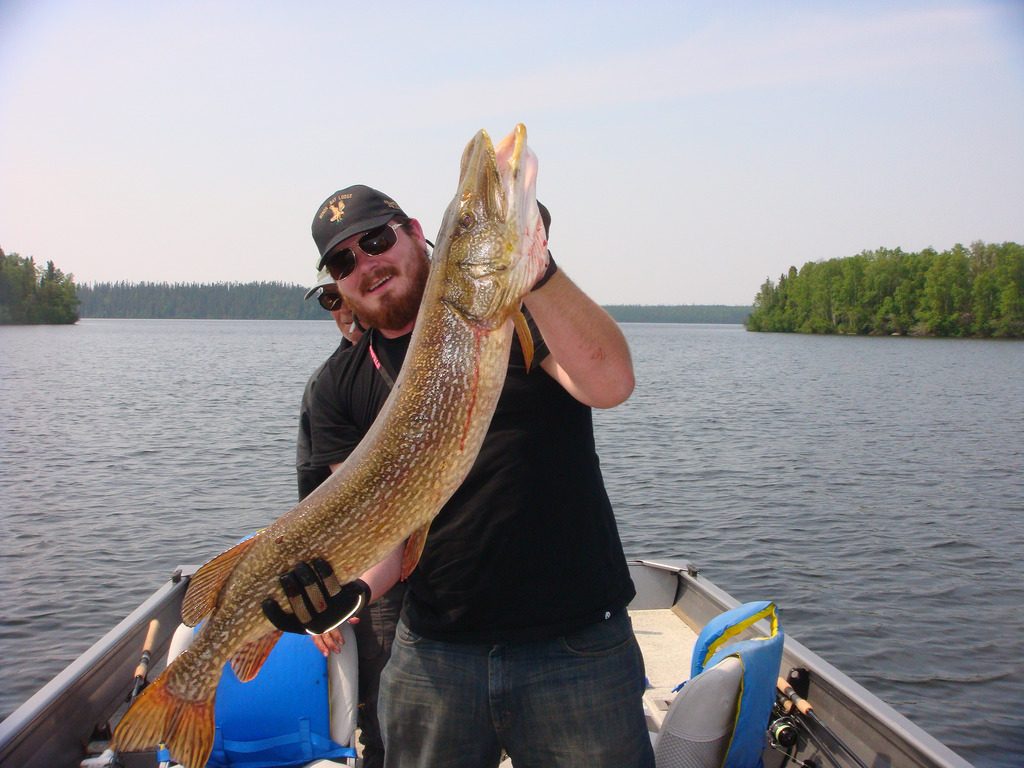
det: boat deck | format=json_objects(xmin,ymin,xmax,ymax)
[{"xmin": 631, "ymin": 607, "xmax": 698, "ymax": 733}]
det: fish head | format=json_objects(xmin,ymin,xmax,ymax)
[{"xmin": 434, "ymin": 123, "xmax": 548, "ymax": 328}]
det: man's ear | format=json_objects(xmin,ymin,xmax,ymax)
[
  {"xmin": 406, "ymin": 217, "xmax": 426, "ymax": 242},
  {"xmin": 405, "ymin": 217, "xmax": 433, "ymax": 255}
]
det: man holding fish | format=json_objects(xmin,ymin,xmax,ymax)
[
  {"xmin": 112, "ymin": 125, "xmax": 651, "ymax": 768},
  {"xmin": 286, "ymin": 131, "xmax": 653, "ymax": 767}
]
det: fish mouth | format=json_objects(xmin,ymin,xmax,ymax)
[
  {"xmin": 457, "ymin": 129, "xmax": 504, "ymax": 228},
  {"xmin": 494, "ymin": 124, "xmax": 538, "ymax": 237},
  {"xmin": 436, "ymin": 124, "xmax": 545, "ymax": 328},
  {"xmin": 458, "ymin": 124, "xmax": 538, "ymax": 238}
]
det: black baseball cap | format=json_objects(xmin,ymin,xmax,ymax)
[{"xmin": 312, "ymin": 185, "xmax": 407, "ymax": 270}]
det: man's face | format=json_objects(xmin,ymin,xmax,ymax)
[{"xmin": 330, "ymin": 219, "xmax": 429, "ymax": 335}]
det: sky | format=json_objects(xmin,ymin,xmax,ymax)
[{"xmin": 1, "ymin": 1, "xmax": 1022, "ymax": 306}]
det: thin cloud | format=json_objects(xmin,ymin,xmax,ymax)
[{"xmin": 399, "ymin": 6, "xmax": 1004, "ymax": 120}]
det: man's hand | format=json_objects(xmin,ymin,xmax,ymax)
[
  {"xmin": 261, "ymin": 557, "xmax": 371, "ymax": 635},
  {"xmin": 311, "ymin": 627, "xmax": 346, "ymax": 656}
]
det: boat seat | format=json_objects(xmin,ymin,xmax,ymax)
[
  {"xmin": 652, "ymin": 601, "xmax": 783, "ymax": 768},
  {"xmin": 167, "ymin": 622, "xmax": 359, "ymax": 767},
  {"xmin": 652, "ymin": 656, "xmax": 742, "ymax": 766}
]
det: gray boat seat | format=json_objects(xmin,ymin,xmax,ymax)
[
  {"xmin": 167, "ymin": 623, "xmax": 359, "ymax": 766},
  {"xmin": 652, "ymin": 655, "xmax": 743, "ymax": 767}
]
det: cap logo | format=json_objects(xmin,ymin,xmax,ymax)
[{"xmin": 318, "ymin": 192, "xmax": 354, "ymax": 222}]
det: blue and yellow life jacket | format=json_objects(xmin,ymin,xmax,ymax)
[{"xmin": 689, "ymin": 600, "xmax": 784, "ymax": 768}]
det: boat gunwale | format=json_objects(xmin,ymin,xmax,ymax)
[
  {"xmin": 632, "ymin": 558, "xmax": 974, "ymax": 768},
  {"xmin": 0, "ymin": 566, "xmax": 195, "ymax": 768}
]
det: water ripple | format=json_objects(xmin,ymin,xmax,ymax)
[{"xmin": 2, "ymin": 321, "xmax": 1023, "ymax": 766}]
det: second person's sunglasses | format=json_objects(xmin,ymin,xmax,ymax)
[{"xmin": 317, "ymin": 291, "xmax": 344, "ymax": 312}]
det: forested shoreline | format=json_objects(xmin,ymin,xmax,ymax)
[
  {"xmin": 77, "ymin": 281, "xmax": 326, "ymax": 320},
  {"xmin": 74, "ymin": 282, "xmax": 750, "ymax": 323},
  {"xmin": 0, "ymin": 250, "xmax": 79, "ymax": 324},
  {"xmin": 11, "ymin": 241, "xmax": 1022, "ymax": 335},
  {"xmin": 603, "ymin": 305, "xmax": 750, "ymax": 324},
  {"xmin": 747, "ymin": 241, "xmax": 1023, "ymax": 338}
]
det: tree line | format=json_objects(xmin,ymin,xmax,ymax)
[
  {"xmin": 603, "ymin": 305, "xmax": 750, "ymax": 324},
  {"xmin": 746, "ymin": 241, "xmax": 1024, "ymax": 338},
  {"xmin": 77, "ymin": 281, "xmax": 326, "ymax": 320},
  {"xmin": 0, "ymin": 249, "xmax": 80, "ymax": 324},
  {"xmin": 75, "ymin": 282, "xmax": 750, "ymax": 323}
]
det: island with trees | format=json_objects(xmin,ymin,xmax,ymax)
[
  {"xmin": 746, "ymin": 241, "xmax": 1023, "ymax": 338},
  {"xmin": 0, "ymin": 249, "xmax": 80, "ymax": 324}
]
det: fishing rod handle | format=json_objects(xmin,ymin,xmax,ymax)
[
  {"xmin": 777, "ymin": 676, "xmax": 813, "ymax": 715},
  {"xmin": 132, "ymin": 619, "xmax": 160, "ymax": 679}
]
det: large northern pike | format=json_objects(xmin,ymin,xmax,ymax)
[{"xmin": 112, "ymin": 124, "xmax": 547, "ymax": 768}]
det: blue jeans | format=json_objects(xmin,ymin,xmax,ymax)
[{"xmin": 378, "ymin": 610, "xmax": 654, "ymax": 768}]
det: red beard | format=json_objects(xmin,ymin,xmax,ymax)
[{"xmin": 346, "ymin": 253, "xmax": 429, "ymax": 333}]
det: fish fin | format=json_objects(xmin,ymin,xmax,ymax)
[
  {"xmin": 181, "ymin": 536, "xmax": 259, "ymax": 626},
  {"xmin": 230, "ymin": 630, "xmax": 282, "ymax": 683},
  {"xmin": 514, "ymin": 308, "xmax": 534, "ymax": 371},
  {"xmin": 112, "ymin": 669, "xmax": 216, "ymax": 768},
  {"xmin": 401, "ymin": 524, "xmax": 431, "ymax": 581}
]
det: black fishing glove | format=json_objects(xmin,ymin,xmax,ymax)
[
  {"xmin": 533, "ymin": 201, "xmax": 557, "ymax": 291},
  {"xmin": 538, "ymin": 200, "xmax": 551, "ymax": 238},
  {"xmin": 261, "ymin": 557, "xmax": 371, "ymax": 635}
]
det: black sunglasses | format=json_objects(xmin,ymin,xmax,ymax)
[
  {"xmin": 317, "ymin": 290, "xmax": 344, "ymax": 312},
  {"xmin": 325, "ymin": 222, "xmax": 401, "ymax": 281}
]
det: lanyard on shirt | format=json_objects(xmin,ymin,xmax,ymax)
[{"xmin": 367, "ymin": 330, "xmax": 396, "ymax": 390}]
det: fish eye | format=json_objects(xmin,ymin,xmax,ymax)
[{"xmin": 460, "ymin": 212, "xmax": 476, "ymax": 230}]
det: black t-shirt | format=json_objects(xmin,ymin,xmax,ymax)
[
  {"xmin": 310, "ymin": 317, "xmax": 635, "ymax": 643},
  {"xmin": 296, "ymin": 339, "xmax": 352, "ymax": 500}
]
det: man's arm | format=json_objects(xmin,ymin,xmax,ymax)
[{"xmin": 523, "ymin": 269, "xmax": 635, "ymax": 409}]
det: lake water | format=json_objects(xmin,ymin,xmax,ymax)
[{"xmin": 1, "ymin": 319, "xmax": 1022, "ymax": 766}]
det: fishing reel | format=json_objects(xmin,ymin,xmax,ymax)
[
  {"xmin": 767, "ymin": 712, "xmax": 821, "ymax": 768},
  {"xmin": 769, "ymin": 715, "xmax": 798, "ymax": 748},
  {"xmin": 767, "ymin": 702, "xmax": 810, "ymax": 766},
  {"xmin": 769, "ymin": 666, "xmax": 869, "ymax": 768}
]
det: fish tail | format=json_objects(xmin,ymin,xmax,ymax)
[{"xmin": 112, "ymin": 671, "xmax": 215, "ymax": 768}]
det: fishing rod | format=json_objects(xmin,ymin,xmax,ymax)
[
  {"xmin": 129, "ymin": 619, "xmax": 161, "ymax": 702},
  {"xmin": 81, "ymin": 619, "xmax": 161, "ymax": 768},
  {"xmin": 776, "ymin": 676, "xmax": 871, "ymax": 768}
]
